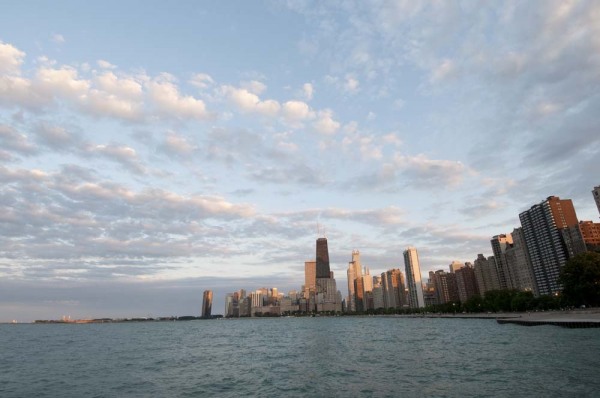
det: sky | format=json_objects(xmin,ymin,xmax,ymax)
[{"xmin": 1, "ymin": 1, "xmax": 599, "ymax": 322}]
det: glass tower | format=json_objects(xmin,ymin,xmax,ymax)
[{"xmin": 316, "ymin": 237, "xmax": 331, "ymax": 278}]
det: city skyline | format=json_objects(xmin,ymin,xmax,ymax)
[{"xmin": 1, "ymin": 2, "xmax": 600, "ymax": 321}]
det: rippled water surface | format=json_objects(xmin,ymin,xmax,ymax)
[{"xmin": 2, "ymin": 317, "xmax": 599, "ymax": 397}]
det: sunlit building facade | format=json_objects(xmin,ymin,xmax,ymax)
[
  {"xmin": 201, "ymin": 290, "xmax": 213, "ymax": 318},
  {"xmin": 403, "ymin": 246, "xmax": 425, "ymax": 308}
]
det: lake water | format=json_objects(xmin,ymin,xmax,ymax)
[{"xmin": 1, "ymin": 317, "xmax": 599, "ymax": 397}]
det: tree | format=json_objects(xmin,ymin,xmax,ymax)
[{"xmin": 559, "ymin": 252, "xmax": 600, "ymax": 307}]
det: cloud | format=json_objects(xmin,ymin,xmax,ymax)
[
  {"xmin": 302, "ymin": 82, "xmax": 314, "ymax": 100},
  {"xmin": 313, "ymin": 109, "xmax": 340, "ymax": 135},
  {"xmin": 241, "ymin": 80, "xmax": 267, "ymax": 95},
  {"xmin": 34, "ymin": 123, "xmax": 80, "ymax": 150},
  {"xmin": 161, "ymin": 130, "xmax": 196, "ymax": 157},
  {"xmin": 52, "ymin": 34, "xmax": 65, "ymax": 44},
  {"xmin": 0, "ymin": 124, "xmax": 37, "ymax": 156},
  {"xmin": 189, "ymin": 73, "xmax": 214, "ymax": 89},
  {"xmin": 221, "ymin": 85, "xmax": 280, "ymax": 117},
  {"xmin": 344, "ymin": 74, "xmax": 360, "ymax": 93},
  {"xmin": 97, "ymin": 60, "xmax": 116, "ymax": 69},
  {"xmin": 281, "ymin": 100, "xmax": 313, "ymax": 122},
  {"xmin": 147, "ymin": 75, "xmax": 211, "ymax": 120},
  {"xmin": 0, "ymin": 41, "xmax": 26, "ymax": 74},
  {"xmin": 84, "ymin": 144, "xmax": 147, "ymax": 175}
]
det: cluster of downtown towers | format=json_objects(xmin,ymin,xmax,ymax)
[{"xmin": 201, "ymin": 187, "xmax": 600, "ymax": 317}]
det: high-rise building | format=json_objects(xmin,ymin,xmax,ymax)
[
  {"xmin": 316, "ymin": 238, "xmax": 331, "ymax": 278},
  {"xmin": 403, "ymin": 247, "xmax": 425, "ymax": 308},
  {"xmin": 473, "ymin": 254, "xmax": 501, "ymax": 295},
  {"xmin": 593, "ymin": 186, "xmax": 600, "ymax": 217},
  {"xmin": 455, "ymin": 265, "xmax": 479, "ymax": 303},
  {"xmin": 304, "ymin": 260, "xmax": 316, "ymax": 299},
  {"xmin": 432, "ymin": 270, "xmax": 459, "ymax": 304},
  {"xmin": 519, "ymin": 196, "xmax": 586, "ymax": 296},
  {"xmin": 381, "ymin": 269, "xmax": 406, "ymax": 309},
  {"xmin": 201, "ymin": 290, "xmax": 213, "ymax": 318},
  {"xmin": 313, "ymin": 237, "xmax": 342, "ymax": 313},
  {"xmin": 346, "ymin": 250, "xmax": 362, "ymax": 312},
  {"xmin": 448, "ymin": 261, "xmax": 463, "ymax": 273},
  {"xmin": 504, "ymin": 227, "xmax": 536, "ymax": 293},
  {"xmin": 579, "ymin": 220, "xmax": 600, "ymax": 249},
  {"xmin": 491, "ymin": 234, "xmax": 515, "ymax": 289}
]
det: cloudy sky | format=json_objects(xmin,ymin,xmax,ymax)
[{"xmin": 1, "ymin": 1, "xmax": 599, "ymax": 321}]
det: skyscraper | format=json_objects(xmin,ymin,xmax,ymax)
[
  {"xmin": 519, "ymin": 196, "xmax": 586, "ymax": 296},
  {"xmin": 316, "ymin": 237, "xmax": 331, "ymax": 278},
  {"xmin": 491, "ymin": 234, "xmax": 514, "ymax": 289},
  {"xmin": 346, "ymin": 250, "xmax": 362, "ymax": 312},
  {"xmin": 304, "ymin": 260, "xmax": 316, "ymax": 299},
  {"xmin": 403, "ymin": 246, "xmax": 425, "ymax": 308},
  {"xmin": 202, "ymin": 290, "xmax": 213, "ymax": 319}
]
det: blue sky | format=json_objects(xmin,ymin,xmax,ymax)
[{"xmin": 1, "ymin": 1, "xmax": 599, "ymax": 321}]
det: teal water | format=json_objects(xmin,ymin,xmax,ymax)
[{"xmin": 1, "ymin": 317, "xmax": 599, "ymax": 397}]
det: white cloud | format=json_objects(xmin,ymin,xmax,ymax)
[
  {"xmin": 222, "ymin": 85, "xmax": 280, "ymax": 117},
  {"xmin": 0, "ymin": 41, "xmax": 26, "ymax": 75},
  {"xmin": 85, "ymin": 144, "xmax": 146, "ymax": 174},
  {"xmin": 313, "ymin": 109, "xmax": 340, "ymax": 135},
  {"xmin": 147, "ymin": 77, "xmax": 211, "ymax": 120},
  {"xmin": 35, "ymin": 66, "xmax": 90, "ymax": 99},
  {"xmin": 241, "ymin": 80, "xmax": 267, "ymax": 95},
  {"xmin": 97, "ymin": 60, "xmax": 116, "ymax": 69},
  {"xmin": 189, "ymin": 73, "xmax": 214, "ymax": 89},
  {"xmin": 282, "ymin": 100, "xmax": 314, "ymax": 121},
  {"xmin": 302, "ymin": 82, "xmax": 314, "ymax": 100},
  {"xmin": 163, "ymin": 130, "xmax": 196, "ymax": 156}
]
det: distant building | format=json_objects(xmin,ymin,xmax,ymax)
[
  {"xmin": 455, "ymin": 265, "xmax": 479, "ymax": 303},
  {"xmin": 491, "ymin": 234, "xmax": 514, "ymax": 289},
  {"xmin": 448, "ymin": 261, "xmax": 463, "ymax": 273},
  {"xmin": 504, "ymin": 227, "xmax": 536, "ymax": 293},
  {"xmin": 312, "ymin": 237, "xmax": 342, "ymax": 312},
  {"xmin": 304, "ymin": 260, "xmax": 316, "ymax": 299},
  {"xmin": 316, "ymin": 237, "xmax": 331, "ymax": 278},
  {"xmin": 381, "ymin": 269, "xmax": 406, "ymax": 309},
  {"xmin": 593, "ymin": 186, "xmax": 600, "ymax": 217},
  {"xmin": 346, "ymin": 250, "xmax": 362, "ymax": 312},
  {"xmin": 473, "ymin": 254, "xmax": 501, "ymax": 295},
  {"xmin": 201, "ymin": 290, "xmax": 213, "ymax": 318},
  {"xmin": 431, "ymin": 270, "xmax": 459, "ymax": 304},
  {"xmin": 404, "ymin": 247, "xmax": 425, "ymax": 308},
  {"xmin": 519, "ymin": 196, "xmax": 586, "ymax": 296}
]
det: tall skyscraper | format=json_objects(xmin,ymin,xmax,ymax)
[
  {"xmin": 316, "ymin": 237, "xmax": 331, "ymax": 278},
  {"xmin": 593, "ymin": 186, "xmax": 600, "ymax": 217},
  {"xmin": 504, "ymin": 227, "xmax": 536, "ymax": 293},
  {"xmin": 491, "ymin": 234, "xmax": 514, "ymax": 289},
  {"xmin": 304, "ymin": 260, "xmax": 316, "ymax": 299},
  {"xmin": 201, "ymin": 290, "xmax": 213, "ymax": 318},
  {"xmin": 519, "ymin": 196, "xmax": 586, "ymax": 296},
  {"xmin": 403, "ymin": 246, "xmax": 425, "ymax": 308},
  {"xmin": 346, "ymin": 250, "xmax": 362, "ymax": 312},
  {"xmin": 312, "ymin": 237, "xmax": 342, "ymax": 312}
]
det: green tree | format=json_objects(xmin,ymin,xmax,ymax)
[{"xmin": 559, "ymin": 252, "xmax": 600, "ymax": 307}]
